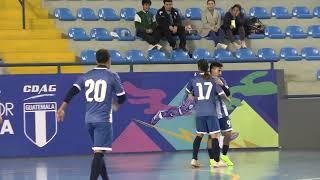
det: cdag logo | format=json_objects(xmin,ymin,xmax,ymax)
[{"xmin": 23, "ymin": 84, "xmax": 58, "ymax": 148}]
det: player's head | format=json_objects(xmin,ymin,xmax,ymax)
[
  {"xmin": 163, "ymin": 0, "xmax": 173, "ymax": 11},
  {"xmin": 207, "ymin": 0, "xmax": 216, "ymax": 10},
  {"xmin": 210, "ymin": 61, "xmax": 223, "ymax": 77},
  {"xmin": 96, "ymin": 49, "xmax": 111, "ymax": 67},
  {"xmin": 142, "ymin": 0, "xmax": 152, "ymax": 11},
  {"xmin": 197, "ymin": 59, "xmax": 210, "ymax": 80}
]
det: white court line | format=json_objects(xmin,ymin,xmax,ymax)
[{"xmin": 297, "ymin": 177, "xmax": 320, "ymax": 180}]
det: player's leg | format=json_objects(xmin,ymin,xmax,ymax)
[
  {"xmin": 191, "ymin": 116, "xmax": 206, "ymax": 167},
  {"xmin": 90, "ymin": 122, "xmax": 112, "ymax": 180},
  {"xmin": 219, "ymin": 117, "xmax": 234, "ymax": 166},
  {"xmin": 207, "ymin": 116, "xmax": 224, "ymax": 168},
  {"xmin": 207, "ymin": 136, "xmax": 212, "ymax": 160}
]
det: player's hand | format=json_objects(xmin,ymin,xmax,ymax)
[
  {"xmin": 187, "ymin": 94, "xmax": 195, "ymax": 101},
  {"xmin": 146, "ymin": 29, "xmax": 153, "ymax": 33},
  {"xmin": 169, "ymin": 26, "xmax": 174, "ymax": 32},
  {"xmin": 215, "ymin": 78, "xmax": 224, "ymax": 86},
  {"xmin": 0, "ymin": 116, "xmax": 3, "ymax": 125},
  {"xmin": 112, "ymin": 101, "xmax": 120, "ymax": 112},
  {"xmin": 56, "ymin": 109, "xmax": 65, "ymax": 122}
]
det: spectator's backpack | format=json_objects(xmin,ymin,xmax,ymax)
[{"xmin": 246, "ymin": 17, "xmax": 265, "ymax": 35}]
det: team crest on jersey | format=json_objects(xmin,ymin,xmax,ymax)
[{"xmin": 23, "ymin": 102, "xmax": 57, "ymax": 148}]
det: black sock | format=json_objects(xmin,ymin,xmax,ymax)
[
  {"xmin": 208, "ymin": 148, "xmax": 214, "ymax": 159},
  {"xmin": 100, "ymin": 157, "xmax": 109, "ymax": 180},
  {"xmin": 212, "ymin": 138, "xmax": 220, "ymax": 162},
  {"xmin": 90, "ymin": 153, "xmax": 104, "ymax": 180},
  {"xmin": 222, "ymin": 145, "xmax": 229, "ymax": 155},
  {"xmin": 192, "ymin": 136, "xmax": 203, "ymax": 160}
]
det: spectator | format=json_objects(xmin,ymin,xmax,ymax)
[
  {"xmin": 200, "ymin": 0, "xmax": 227, "ymax": 49},
  {"xmin": 135, "ymin": 0, "xmax": 162, "ymax": 50},
  {"xmin": 222, "ymin": 4, "xmax": 247, "ymax": 49},
  {"xmin": 156, "ymin": 0, "xmax": 187, "ymax": 51}
]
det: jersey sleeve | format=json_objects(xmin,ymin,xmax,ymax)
[
  {"xmin": 73, "ymin": 75, "xmax": 85, "ymax": 91},
  {"xmin": 221, "ymin": 77, "xmax": 229, "ymax": 89},
  {"xmin": 185, "ymin": 80, "xmax": 193, "ymax": 94},
  {"xmin": 215, "ymin": 84, "xmax": 225, "ymax": 96},
  {"xmin": 113, "ymin": 73, "xmax": 125, "ymax": 96}
]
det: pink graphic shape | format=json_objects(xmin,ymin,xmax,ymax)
[
  {"xmin": 112, "ymin": 122, "xmax": 162, "ymax": 153},
  {"xmin": 123, "ymin": 81, "xmax": 172, "ymax": 114}
]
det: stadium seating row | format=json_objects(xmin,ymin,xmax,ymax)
[
  {"xmin": 79, "ymin": 47, "xmax": 320, "ymax": 64},
  {"xmin": 67, "ymin": 25, "xmax": 320, "ymax": 41},
  {"xmin": 54, "ymin": 6, "xmax": 320, "ymax": 21}
]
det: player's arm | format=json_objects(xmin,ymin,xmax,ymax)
[
  {"xmin": 216, "ymin": 85, "xmax": 231, "ymax": 103},
  {"xmin": 112, "ymin": 73, "xmax": 126, "ymax": 111},
  {"xmin": 0, "ymin": 114, "xmax": 3, "ymax": 124},
  {"xmin": 215, "ymin": 77, "xmax": 230, "ymax": 97},
  {"xmin": 57, "ymin": 77, "xmax": 83, "ymax": 122}
]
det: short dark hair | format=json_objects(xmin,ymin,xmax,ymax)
[
  {"xmin": 163, "ymin": 0, "xmax": 172, "ymax": 4},
  {"xmin": 142, "ymin": 0, "xmax": 152, "ymax": 5},
  {"xmin": 231, "ymin": 4, "xmax": 242, "ymax": 11},
  {"xmin": 96, "ymin": 49, "xmax": 110, "ymax": 63},
  {"xmin": 207, "ymin": 0, "xmax": 215, "ymax": 4},
  {"xmin": 210, "ymin": 61, "xmax": 223, "ymax": 70}
]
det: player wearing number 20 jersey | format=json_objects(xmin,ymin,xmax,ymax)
[{"xmin": 57, "ymin": 49, "xmax": 126, "ymax": 180}]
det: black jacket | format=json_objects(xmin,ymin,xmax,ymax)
[
  {"xmin": 156, "ymin": 6, "xmax": 182, "ymax": 30},
  {"xmin": 222, "ymin": 11, "xmax": 245, "ymax": 30}
]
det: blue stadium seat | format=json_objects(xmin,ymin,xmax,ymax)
[
  {"xmin": 109, "ymin": 50, "xmax": 125, "ymax": 64},
  {"xmin": 314, "ymin": 7, "xmax": 320, "ymax": 18},
  {"xmin": 271, "ymin": 6, "xmax": 292, "ymax": 19},
  {"xmin": 249, "ymin": 7, "xmax": 271, "ymax": 19},
  {"xmin": 148, "ymin": 50, "xmax": 170, "ymax": 62},
  {"xmin": 54, "ymin": 8, "xmax": 76, "ymax": 21},
  {"xmin": 149, "ymin": 8, "xmax": 158, "ymax": 16},
  {"xmin": 235, "ymin": 48, "xmax": 259, "ymax": 61},
  {"xmin": 308, "ymin": 25, "xmax": 320, "ymax": 38},
  {"xmin": 285, "ymin": 26, "xmax": 308, "ymax": 39},
  {"xmin": 98, "ymin": 8, "xmax": 120, "ymax": 21},
  {"xmin": 80, "ymin": 50, "xmax": 96, "ymax": 63},
  {"xmin": 68, "ymin": 28, "xmax": 91, "ymax": 41},
  {"xmin": 186, "ymin": 34, "xmax": 202, "ymax": 40},
  {"xmin": 317, "ymin": 69, "xmax": 320, "ymax": 80},
  {"xmin": 90, "ymin": 28, "xmax": 113, "ymax": 41},
  {"xmin": 280, "ymin": 47, "xmax": 302, "ymax": 61},
  {"xmin": 292, "ymin": 6, "xmax": 313, "ymax": 18},
  {"xmin": 192, "ymin": 48, "xmax": 215, "ymax": 61},
  {"xmin": 120, "ymin": 8, "xmax": 136, "ymax": 21},
  {"xmin": 214, "ymin": 49, "xmax": 236, "ymax": 61},
  {"xmin": 113, "ymin": 28, "xmax": 135, "ymax": 41},
  {"xmin": 215, "ymin": 8, "xmax": 225, "ymax": 17},
  {"xmin": 77, "ymin": 8, "xmax": 99, "ymax": 21},
  {"xmin": 301, "ymin": 47, "xmax": 320, "ymax": 60},
  {"xmin": 265, "ymin": 26, "xmax": 285, "ymax": 39},
  {"xmin": 171, "ymin": 50, "xmax": 192, "ymax": 62},
  {"xmin": 126, "ymin": 50, "xmax": 147, "ymax": 63},
  {"xmin": 185, "ymin": 8, "xmax": 202, "ymax": 20},
  {"xmin": 257, "ymin": 48, "xmax": 279, "ymax": 61}
]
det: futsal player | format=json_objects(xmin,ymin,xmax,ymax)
[
  {"xmin": 207, "ymin": 62, "xmax": 234, "ymax": 166},
  {"xmin": 56, "ymin": 49, "xmax": 126, "ymax": 180},
  {"xmin": 186, "ymin": 59, "xmax": 229, "ymax": 168}
]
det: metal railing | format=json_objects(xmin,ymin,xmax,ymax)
[
  {"xmin": 18, "ymin": 0, "xmax": 26, "ymax": 29},
  {"xmin": 0, "ymin": 61, "xmax": 276, "ymax": 74}
]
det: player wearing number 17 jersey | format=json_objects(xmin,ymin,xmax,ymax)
[
  {"xmin": 186, "ymin": 60, "xmax": 229, "ymax": 168},
  {"xmin": 57, "ymin": 49, "xmax": 126, "ymax": 180}
]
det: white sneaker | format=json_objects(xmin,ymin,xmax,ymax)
[
  {"xmin": 155, "ymin": 44, "xmax": 162, "ymax": 50},
  {"xmin": 232, "ymin": 42, "xmax": 241, "ymax": 50},
  {"xmin": 218, "ymin": 161, "xmax": 228, "ymax": 167},
  {"xmin": 216, "ymin": 43, "xmax": 228, "ymax": 49},
  {"xmin": 190, "ymin": 159, "xmax": 201, "ymax": 168},
  {"xmin": 148, "ymin": 45, "xmax": 157, "ymax": 51}
]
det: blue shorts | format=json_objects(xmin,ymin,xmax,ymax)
[
  {"xmin": 87, "ymin": 122, "xmax": 113, "ymax": 152},
  {"xmin": 196, "ymin": 116, "xmax": 220, "ymax": 134},
  {"xmin": 219, "ymin": 116, "xmax": 233, "ymax": 132}
]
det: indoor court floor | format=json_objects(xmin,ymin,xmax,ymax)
[{"xmin": 0, "ymin": 150, "xmax": 319, "ymax": 180}]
